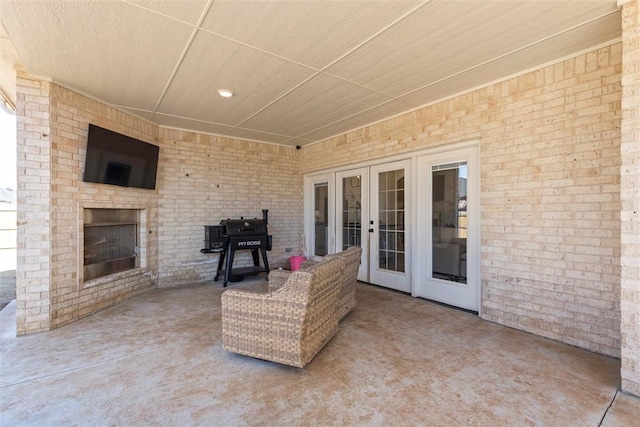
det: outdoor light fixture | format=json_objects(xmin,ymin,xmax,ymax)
[{"xmin": 218, "ymin": 89, "xmax": 233, "ymax": 98}]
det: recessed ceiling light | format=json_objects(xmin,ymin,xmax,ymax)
[{"xmin": 218, "ymin": 89, "xmax": 233, "ymax": 98}]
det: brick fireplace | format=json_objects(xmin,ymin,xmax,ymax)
[{"xmin": 14, "ymin": 74, "xmax": 160, "ymax": 334}]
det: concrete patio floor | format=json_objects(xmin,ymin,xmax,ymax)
[{"xmin": 1, "ymin": 280, "xmax": 639, "ymax": 426}]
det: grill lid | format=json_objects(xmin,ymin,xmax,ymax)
[{"xmin": 220, "ymin": 218, "xmax": 267, "ymax": 237}]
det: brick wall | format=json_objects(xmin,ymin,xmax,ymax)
[
  {"xmin": 16, "ymin": 78, "xmax": 303, "ymax": 332},
  {"xmin": 47, "ymin": 84, "xmax": 160, "ymax": 329},
  {"xmin": 300, "ymin": 44, "xmax": 623, "ymax": 357},
  {"xmin": 157, "ymin": 129, "xmax": 300, "ymax": 287},
  {"xmin": 620, "ymin": 0, "xmax": 640, "ymax": 397},
  {"xmin": 16, "ymin": 77, "xmax": 161, "ymax": 333},
  {"xmin": 15, "ymin": 76, "xmax": 52, "ymax": 334}
]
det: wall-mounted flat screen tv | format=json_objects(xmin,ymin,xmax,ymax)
[{"xmin": 83, "ymin": 124, "xmax": 159, "ymax": 190}]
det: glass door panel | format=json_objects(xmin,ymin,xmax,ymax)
[
  {"xmin": 336, "ymin": 168, "xmax": 369, "ymax": 281},
  {"xmin": 432, "ymin": 163, "xmax": 467, "ymax": 283},
  {"xmin": 314, "ymin": 182, "xmax": 329, "ymax": 256},
  {"xmin": 304, "ymin": 173, "xmax": 333, "ymax": 260},
  {"xmin": 342, "ymin": 176, "xmax": 362, "ymax": 250},
  {"xmin": 378, "ymin": 169, "xmax": 405, "ymax": 273},
  {"xmin": 370, "ymin": 160, "xmax": 411, "ymax": 292}
]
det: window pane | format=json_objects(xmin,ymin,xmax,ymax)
[
  {"xmin": 386, "ymin": 172, "xmax": 395, "ymax": 190},
  {"xmin": 378, "ymin": 168, "xmax": 406, "ymax": 273},
  {"xmin": 387, "ymin": 191, "xmax": 396, "ymax": 211},
  {"xmin": 431, "ymin": 164, "xmax": 467, "ymax": 283},
  {"xmin": 341, "ymin": 176, "xmax": 363, "ymax": 251},
  {"xmin": 379, "ymin": 173, "xmax": 387, "ymax": 191},
  {"xmin": 314, "ymin": 182, "xmax": 328, "ymax": 256}
]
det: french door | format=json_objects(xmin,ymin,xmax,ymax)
[
  {"xmin": 415, "ymin": 147, "xmax": 480, "ymax": 311},
  {"xmin": 304, "ymin": 142, "xmax": 479, "ymax": 310},
  {"xmin": 333, "ymin": 161, "xmax": 411, "ymax": 292}
]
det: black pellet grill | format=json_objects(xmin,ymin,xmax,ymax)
[{"xmin": 201, "ymin": 210, "xmax": 271, "ymax": 287}]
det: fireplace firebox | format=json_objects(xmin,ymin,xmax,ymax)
[{"xmin": 84, "ymin": 209, "xmax": 139, "ymax": 281}]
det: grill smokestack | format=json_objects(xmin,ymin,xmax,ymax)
[{"xmin": 262, "ymin": 209, "xmax": 269, "ymax": 225}]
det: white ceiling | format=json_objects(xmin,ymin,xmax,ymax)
[{"xmin": 0, "ymin": 0, "xmax": 621, "ymax": 147}]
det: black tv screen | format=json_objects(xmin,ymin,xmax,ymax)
[{"xmin": 83, "ymin": 124, "xmax": 159, "ymax": 189}]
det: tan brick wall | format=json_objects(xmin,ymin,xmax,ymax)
[
  {"xmin": 15, "ymin": 76, "xmax": 52, "ymax": 334},
  {"xmin": 301, "ymin": 44, "xmax": 623, "ymax": 357},
  {"xmin": 620, "ymin": 0, "xmax": 640, "ymax": 397},
  {"xmin": 157, "ymin": 129, "xmax": 300, "ymax": 287},
  {"xmin": 15, "ymin": 78, "xmax": 161, "ymax": 333},
  {"xmin": 48, "ymin": 83, "xmax": 160, "ymax": 329},
  {"xmin": 16, "ymin": 78, "xmax": 303, "ymax": 332}
]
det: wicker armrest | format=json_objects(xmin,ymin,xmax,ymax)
[{"xmin": 268, "ymin": 269, "xmax": 293, "ymax": 292}]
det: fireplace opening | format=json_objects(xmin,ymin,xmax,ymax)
[{"xmin": 84, "ymin": 208, "xmax": 139, "ymax": 281}]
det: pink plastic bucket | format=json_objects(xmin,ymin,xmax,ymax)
[{"xmin": 289, "ymin": 256, "xmax": 307, "ymax": 271}]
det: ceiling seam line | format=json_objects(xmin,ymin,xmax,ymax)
[
  {"xmin": 193, "ymin": 0, "xmax": 432, "ymax": 78},
  {"xmin": 296, "ymin": 36, "xmax": 622, "ymax": 146},
  {"xmin": 150, "ymin": 0, "xmax": 215, "ymax": 118},
  {"xmin": 397, "ymin": 9, "xmax": 622, "ymax": 99},
  {"xmin": 293, "ymin": 98, "xmax": 405, "ymax": 141},
  {"xmin": 186, "ymin": 16, "xmax": 419, "ymax": 104},
  {"xmin": 318, "ymin": 70, "xmax": 404, "ymax": 99},
  {"xmin": 143, "ymin": 110, "xmax": 234, "ymax": 128},
  {"xmin": 310, "ymin": 7, "xmax": 624, "ymax": 112},
  {"xmin": 314, "ymin": 0, "xmax": 434, "ymax": 73},
  {"xmin": 120, "ymin": 0, "xmax": 200, "ymax": 29},
  {"xmin": 224, "ymin": 126, "xmax": 305, "ymax": 140},
  {"xmin": 154, "ymin": 111, "xmax": 299, "ymax": 140},
  {"xmin": 156, "ymin": 124, "xmax": 297, "ymax": 147},
  {"xmin": 210, "ymin": 0, "xmax": 433, "ymax": 134},
  {"xmin": 197, "ymin": 28, "xmax": 323, "ymax": 74},
  {"xmin": 222, "ymin": 71, "xmax": 323, "ymax": 132},
  {"xmin": 295, "ymin": 6, "xmax": 624, "ymax": 138}
]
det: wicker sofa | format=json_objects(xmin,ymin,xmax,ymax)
[
  {"xmin": 276, "ymin": 246, "xmax": 362, "ymax": 321},
  {"xmin": 221, "ymin": 247, "xmax": 362, "ymax": 367},
  {"xmin": 221, "ymin": 256, "xmax": 345, "ymax": 368}
]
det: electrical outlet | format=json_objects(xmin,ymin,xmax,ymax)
[{"xmin": 285, "ymin": 248, "xmax": 293, "ymax": 253}]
